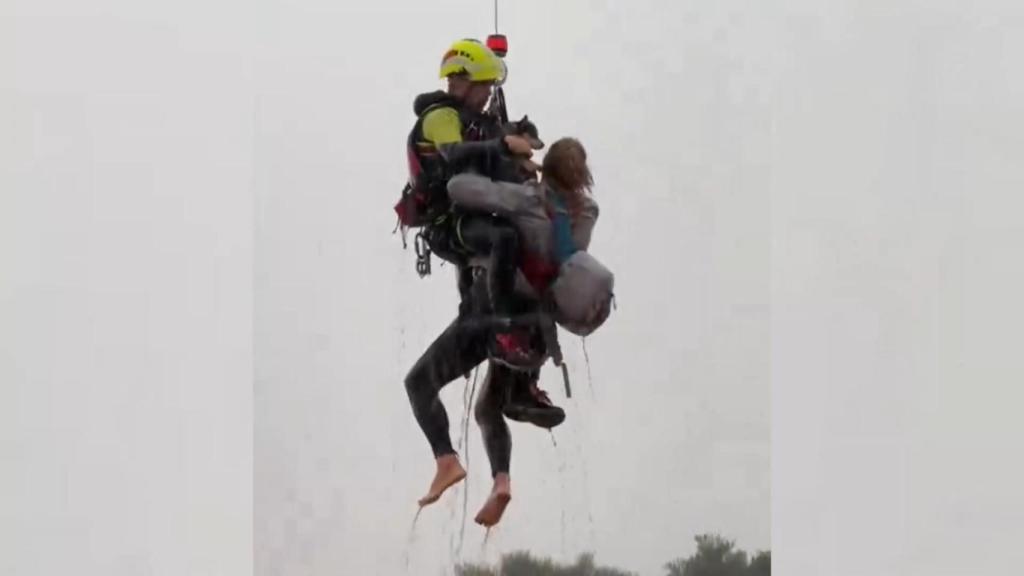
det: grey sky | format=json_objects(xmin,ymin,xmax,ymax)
[
  {"xmin": 4, "ymin": 0, "xmax": 1023, "ymax": 575},
  {"xmin": 255, "ymin": 1, "xmax": 770, "ymax": 574},
  {"xmin": 3, "ymin": 1, "xmax": 254, "ymax": 574},
  {"xmin": 772, "ymin": 1, "xmax": 1024, "ymax": 574}
]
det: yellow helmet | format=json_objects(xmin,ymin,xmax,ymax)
[{"xmin": 439, "ymin": 38, "xmax": 506, "ymax": 84}]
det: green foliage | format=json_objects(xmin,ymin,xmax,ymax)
[
  {"xmin": 455, "ymin": 551, "xmax": 637, "ymax": 576},
  {"xmin": 747, "ymin": 551, "xmax": 771, "ymax": 576},
  {"xmin": 663, "ymin": 535, "xmax": 770, "ymax": 576},
  {"xmin": 453, "ymin": 533, "xmax": 769, "ymax": 576}
]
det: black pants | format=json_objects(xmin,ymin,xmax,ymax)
[
  {"xmin": 426, "ymin": 212, "xmax": 520, "ymax": 317},
  {"xmin": 404, "ymin": 321, "xmax": 530, "ymax": 477},
  {"xmin": 404, "ymin": 313, "xmax": 490, "ymax": 459},
  {"xmin": 404, "ymin": 254, "xmax": 541, "ymax": 462},
  {"xmin": 475, "ymin": 362, "xmax": 538, "ymax": 478}
]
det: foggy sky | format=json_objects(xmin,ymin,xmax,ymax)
[
  {"xmin": 4, "ymin": 0, "xmax": 1023, "ymax": 575},
  {"xmin": 255, "ymin": 1, "xmax": 770, "ymax": 574},
  {"xmin": 3, "ymin": 1, "xmax": 254, "ymax": 574}
]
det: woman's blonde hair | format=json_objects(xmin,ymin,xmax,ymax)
[{"xmin": 541, "ymin": 137, "xmax": 593, "ymax": 216}]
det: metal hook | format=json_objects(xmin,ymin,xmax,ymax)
[{"xmin": 414, "ymin": 232, "xmax": 431, "ymax": 277}]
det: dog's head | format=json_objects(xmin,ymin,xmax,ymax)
[{"xmin": 504, "ymin": 115, "xmax": 544, "ymax": 150}]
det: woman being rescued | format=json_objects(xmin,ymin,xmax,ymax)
[
  {"xmin": 448, "ymin": 136, "xmax": 613, "ymax": 341},
  {"xmin": 446, "ymin": 137, "xmax": 615, "ymax": 528}
]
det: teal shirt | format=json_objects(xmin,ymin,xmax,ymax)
[{"xmin": 549, "ymin": 193, "xmax": 577, "ymax": 265}]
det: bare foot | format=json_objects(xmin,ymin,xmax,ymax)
[
  {"xmin": 418, "ymin": 454, "xmax": 466, "ymax": 507},
  {"xmin": 474, "ymin": 473, "xmax": 512, "ymax": 527}
]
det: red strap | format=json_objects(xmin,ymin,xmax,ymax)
[{"xmin": 520, "ymin": 252, "xmax": 558, "ymax": 294}]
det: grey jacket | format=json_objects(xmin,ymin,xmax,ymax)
[
  {"xmin": 447, "ymin": 173, "xmax": 599, "ymax": 258},
  {"xmin": 447, "ymin": 173, "xmax": 613, "ymax": 336}
]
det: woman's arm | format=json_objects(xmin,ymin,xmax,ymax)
[
  {"xmin": 447, "ymin": 173, "xmax": 542, "ymax": 217},
  {"xmin": 571, "ymin": 193, "xmax": 600, "ymax": 252}
]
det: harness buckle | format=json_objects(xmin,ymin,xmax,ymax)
[{"xmin": 414, "ymin": 232, "xmax": 432, "ymax": 277}]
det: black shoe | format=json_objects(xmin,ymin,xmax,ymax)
[{"xmin": 503, "ymin": 382, "xmax": 565, "ymax": 429}]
